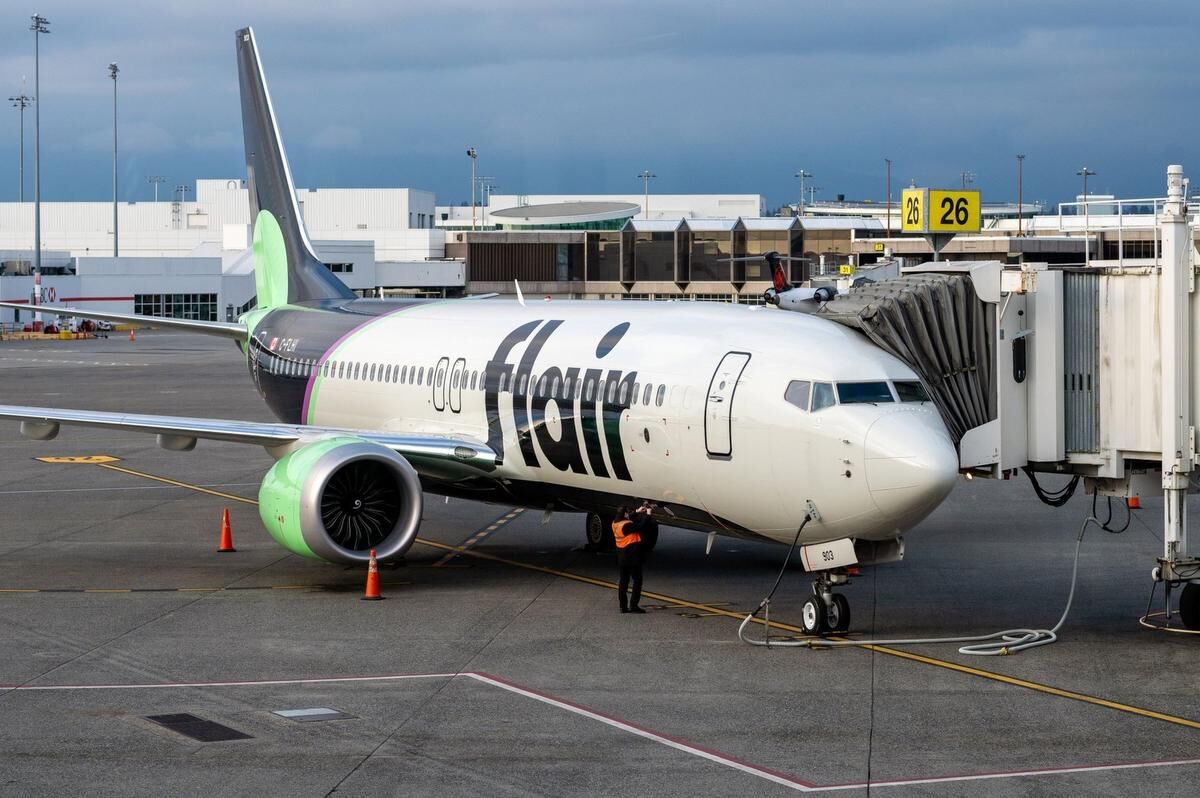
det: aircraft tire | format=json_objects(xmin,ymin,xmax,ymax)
[
  {"xmin": 1180, "ymin": 583, "xmax": 1200, "ymax": 630},
  {"xmin": 640, "ymin": 520, "xmax": 659, "ymax": 553},
  {"xmin": 801, "ymin": 595, "xmax": 827, "ymax": 635},
  {"xmin": 828, "ymin": 593, "xmax": 851, "ymax": 633},
  {"xmin": 586, "ymin": 512, "xmax": 614, "ymax": 551}
]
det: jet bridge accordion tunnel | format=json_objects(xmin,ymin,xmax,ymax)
[{"xmin": 817, "ymin": 163, "xmax": 1199, "ymax": 623}]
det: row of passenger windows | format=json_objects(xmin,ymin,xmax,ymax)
[
  {"xmin": 260, "ymin": 351, "xmax": 668, "ymax": 407},
  {"xmin": 783, "ymin": 379, "xmax": 930, "ymax": 412}
]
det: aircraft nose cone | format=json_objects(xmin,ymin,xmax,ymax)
[{"xmin": 864, "ymin": 411, "xmax": 958, "ymax": 527}]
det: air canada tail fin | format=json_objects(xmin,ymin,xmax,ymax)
[{"xmin": 235, "ymin": 27, "xmax": 355, "ymax": 308}]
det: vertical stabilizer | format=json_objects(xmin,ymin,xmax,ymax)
[{"xmin": 235, "ymin": 27, "xmax": 355, "ymax": 306}]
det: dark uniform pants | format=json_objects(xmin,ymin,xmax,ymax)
[{"xmin": 617, "ymin": 543, "xmax": 643, "ymax": 610}]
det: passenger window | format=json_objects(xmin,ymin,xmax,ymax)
[
  {"xmin": 574, "ymin": 379, "xmax": 583, "ymax": 400},
  {"xmin": 551, "ymin": 376, "xmax": 560, "ymax": 398},
  {"xmin": 619, "ymin": 382, "xmax": 629, "ymax": 404},
  {"xmin": 632, "ymin": 383, "xmax": 640, "ymax": 402},
  {"xmin": 382, "ymin": 365, "xmax": 390, "ymax": 382},
  {"xmin": 894, "ymin": 380, "xmax": 931, "ymax": 402},
  {"xmin": 812, "ymin": 382, "xmax": 836, "ymax": 411},
  {"xmin": 471, "ymin": 371, "xmax": 478, "ymax": 390},
  {"xmin": 336, "ymin": 362, "xmax": 344, "ymax": 379},
  {"xmin": 585, "ymin": 379, "xmax": 595, "ymax": 402},
  {"xmin": 437, "ymin": 369, "xmax": 444, "ymax": 387},
  {"xmin": 837, "ymin": 381, "xmax": 895, "ymax": 404},
  {"xmin": 518, "ymin": 374, "xmax": 528, "ymax": 396},
  {"xmin": 499, "ymin": 373, "xmax": 508, "ymax": 392},
  {"xmin": 370, "ymin": 363, "xmax": 378, "ymax": 382},
  {"xmin": 538, "ymin": 375, "xmax": 547, "ymax": 397},
  {"xmin": 418, "ymin": 366, "xmax": 424, "ymax": 385},
  {"xmin": 655, "ymin": 384, "xmax": 666, "ymax": 407},
  {"xmin": 784, "ymin": 380, "xmax": 811, "ymax": 411},
  {"xmin": 606, "ymin": 380, "xmax": 617, "ymax": 404},
  {"xmin": 392, "ymin": 365, "xmax": 399, "ymax": 383},
  {"xmin": 643, "ymin": 384, "xmax": 653, "ymax": 406}
]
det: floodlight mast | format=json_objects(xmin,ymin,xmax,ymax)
[
  {"xmin": 638, "ymin": 170, "xmax": 655, "ymax": 219},
  {"xmin": 8, "ymin": 93, "xmax": 32, "ymax": 202},
  {"xmin": 31, "ymin": 13, "xmax": 49, "ymax": 277},
  {"xmin": 110, "ymin": 62, "xmax": 119, "ymax": 257}
]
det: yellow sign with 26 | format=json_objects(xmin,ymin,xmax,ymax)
[{"xmin": 901, "ymin": 188, "xmax": 981, "ymax": 234}]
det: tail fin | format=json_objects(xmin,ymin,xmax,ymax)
[{"xmin": 235, "ymin": 27, "xmax": 355, "ymax": 308}]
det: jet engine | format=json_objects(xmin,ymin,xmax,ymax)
[{"xmin": 258, "ymin": 437, "xmax": 423, "ymax": 563}]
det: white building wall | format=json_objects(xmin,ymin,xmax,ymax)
[{"xmin": 0, "ymin": 180, "xmax": 442, "ymax": 260}]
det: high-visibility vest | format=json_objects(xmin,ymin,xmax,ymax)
[{"xmin": 613, "ymin": 519, "xmax": 641, "ymax": 549}]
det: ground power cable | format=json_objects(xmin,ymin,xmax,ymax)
[{"xmin": 738, "ymin": 513, "xmax": 1100, "ymax": 656}]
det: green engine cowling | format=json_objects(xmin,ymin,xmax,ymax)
[{"xmin": 258, "ymin": 436, "xmax": 423, "ymax": 563}]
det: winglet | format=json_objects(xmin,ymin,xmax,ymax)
[{"xmin": 514, "ymin": 280, "xmax": 525, "ymax": 307}]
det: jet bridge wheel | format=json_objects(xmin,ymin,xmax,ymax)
[
  {"xmin": 585, "ymin": 512, "xmax": 614, "ymax": 551},
  {"xmin": 1181, "ymin": 583, "xmax": 1200, "ymax": 630}
]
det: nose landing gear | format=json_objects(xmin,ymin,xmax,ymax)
[{"xmin": 800, "ymin": 570, "xmax": 852, "ymax": 635}]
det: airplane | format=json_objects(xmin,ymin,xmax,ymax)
[{"xmin": 0, "ymin": 27, "xmax": 958, "ymax": 636}]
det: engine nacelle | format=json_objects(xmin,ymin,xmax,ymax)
[{"xmin": 258, "ymin": 437, "xmax": 423, "ymax": 563}]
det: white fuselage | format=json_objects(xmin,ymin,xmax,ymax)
[{"xmin": 298, "ymin": 299, "xmax": 958, "ymax": 546}]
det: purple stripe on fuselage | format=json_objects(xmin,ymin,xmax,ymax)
[{"xmin": 300, "ymin": 303, "xmax": 440, "ymax": 425}]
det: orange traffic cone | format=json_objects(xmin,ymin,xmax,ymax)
[
  {"xmin": 362, "ymin": 549, "xmax": 383, "ymax": 601},
  {"xmin": 129, "ymin": 328, "xmax": 136, "ymax": 342},
  {"xmin": 1128, "ymin": 496, "xmax": 1141, "ymax": 510},
  {"xmin": 218, "ymin": 508, "xmax": 236, "ymax": 552}
]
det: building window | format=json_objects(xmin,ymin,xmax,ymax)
[
  {"xmin": 133, "ymin": 293, "xmax": 218, "ymax": 321},
  {"xmin": 326, "ymin": 262, "xmax": 353, "ymax": 273}
]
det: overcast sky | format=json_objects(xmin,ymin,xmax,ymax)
[{"xmin": 1, "ymin": 1, "xmax": 1197, "ymax": 209}]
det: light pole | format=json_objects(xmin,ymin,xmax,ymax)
[
  {"xmin": 31, "ymin": 14, "xmax": 49, "ymax": 277},
  {"xmin": 638, "ymin": 170, "xmax": 655, "ymax": 219},
  {"xmin": 147, "ymin": 175, "xmax": 165, "ymax": 202},
  {"xmin": 794, "ymin": 169, "xmax": 811, "ymax": 216},
  {"xmin": 1016, "ymin": 154, "xmax": 1025, "ymax": 237},
  {"xmin": 109, "ymin": 62, "xmax": 119, "ymax": 257},
  {"xmin": 1077, "ymin": 166, "xmax": 1096, "ymax": 263},
  {"xmin": 885, "ymin": 158, "xmax": 892, "ymax": 235},
  {"xmin": 9, "ymin": 94, "xmax": 32, "ymax": 202},
  {"xmin": 960, "ymin": 170, "xmax": 975, "ymax": 189},
  {"xmin": 808, "ymin": 185, "xmax": 820, "ymax": 206},
  {"xmin": 466, "ymin": 147, "xmax": 477, "ymax": 231}
]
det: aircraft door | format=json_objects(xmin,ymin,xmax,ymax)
[
  {"xmin": 449, "ymin": 358, "xmax": 466, "ymax": 413},
  {"xmin": 705, "ymin": 351, "xmax": 751, "ymax": 458},
  {"xmin": 432, "ymin": 357, "xmax": 449, "ymax": 411}
]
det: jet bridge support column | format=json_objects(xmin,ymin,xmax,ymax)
[{"xmin": 1159, "ymin": 165, "xmax": 1193, "ymax": 578}]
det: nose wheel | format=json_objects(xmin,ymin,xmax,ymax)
[{"xmin": 799, "ymin": 572, "xmax": 852, "ymax": 635}]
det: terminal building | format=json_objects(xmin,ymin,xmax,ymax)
[{"xmin": 4, "ymin": 180, "xmax": 1198, "ymax": 325}]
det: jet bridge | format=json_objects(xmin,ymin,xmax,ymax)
[{"xmin": 818, "ymin": 165, "xmax": 1200, "ymax": 628}]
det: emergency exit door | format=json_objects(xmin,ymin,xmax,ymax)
[{"xmin": 705, "ymin": 352, "xmax": 751, "ymax": 458}]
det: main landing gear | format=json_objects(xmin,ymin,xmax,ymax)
[{"xmin": 799, "ymin": 570, "xmax": 852, "ymax": 635}]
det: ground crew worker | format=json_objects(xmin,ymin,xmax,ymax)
[{"xmin": 613, "ymin": 504, "xmax": 652, "ymax": 614}]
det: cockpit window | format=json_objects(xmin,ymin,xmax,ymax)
[
  {"xmin": 811, "ymin": 382, "xmax": 836, "ymax": 411},
  {"xmin": 894, "ymin": 380, "xmax": 931, "ymax": 402},
  {"xmin": 836, "ymin": 381, "xmax": 895, "ymax": 404},
  {"xmin": 784, "ymin": 380, "xmax": 811, "ymax": 411}
]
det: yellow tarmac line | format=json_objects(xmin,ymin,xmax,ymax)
[
  {"xmin": 97, "ymin": 463, "xmax": 258, "ymax": 505},
  {"xmin": 77, "ymin": 460, "xmax": 1200, "ymax": 732},
  {"xmin": 416, "ymin": 538, "xmax": 1200, "ymax": 732}
]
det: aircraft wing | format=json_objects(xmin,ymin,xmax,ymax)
[
  {"xmin": 0, "ymin": 301, "xmax": 247, "ymax": 341},
  {"xmin": 0, "ymin": 405, "xmax": 497, "ymax": 479}
]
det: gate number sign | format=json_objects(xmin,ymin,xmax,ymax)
[{"xmin": 901, "ymin": 188, "xmax": 981, "ymax": 234}]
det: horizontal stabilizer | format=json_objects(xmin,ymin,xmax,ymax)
[{"xmin": 0, "ymin": 301, "xmax": 247, "ymax": 340}]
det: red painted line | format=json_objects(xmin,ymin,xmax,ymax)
[{"xmin": 0, "ymin": 297, "xmax": 133, "ymax": 304}]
